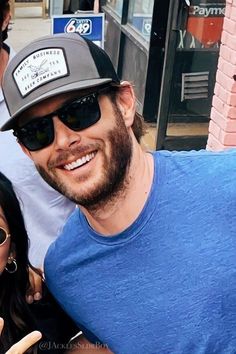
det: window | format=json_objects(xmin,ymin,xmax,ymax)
[
  {"xmin": 106, "ymin": 0, "xmax": 123, "ymax": 17},
  {"xmin": 127, "ymin": 0, "xmax": 154, "ymax": 40}
]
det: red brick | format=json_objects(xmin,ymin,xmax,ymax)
[
  {"xmin": 227, "ymin": 92, "xmax": 236, "ymax": 105},
  {"xmin": 223, "ymin": 104, "xmax": 236, "ymax": 119},
  {"xmin": 206, "ymin": 133, "xmax": 225, "ymax": 151},
  {"xmin": 222, "ymin": 60, "xmax": 236, "ymax": 78},
  {"xmin": 211, "ymin": 108, "xmax": 236, "ymax": 131},
  {"xmin": 209, "ymin": 120, "xmax": 221, "ymax": 139},
  {"xmin": 214, "ymin": 82, "xmax": 220, "ymax": 96},
  {"xmin": 216, "ymin": 70, "xmax": 236, "ymax": 92},
  {"xmin": 220, "ymin": 45, "xmax": 231, "ymax": 61},
  {"xmin": 221, "ymin": 31, "xmax": 236, "ymax": 50},
  {"xmin": 217, "ymin": 84, "xmax": 229, "ymax": 102},
  {"xmin": 219, "ymin": 130, "xmax": 236, "ymax": 145},
  {"xmin": 220, "ymin": 45, "xmax": 236, "ymax": 65},
  {"xmin": 223, "ymin": 17, "xmax": 236, "ymax": 34},
  {"xmin": 221, "ymin": 31, "xmax": 228, "ymax": 45},
  {"xmin": 232, "ymin": 82, "xmax": 236, "ymax": 93},
  {"xmin": 226, "ymin": 120, "xmax": 236, "ymax": 131},
  {"xmin": 231, "ymin": 5, "xmax": 236, "ymax": 21},
  {"xmin": 225, "ymin": 4, "xmax": 232, "ymax": 18},
  {"xmin": 217, "ymin": 57, "xmax": 222, "ymax": 71},
  {"xmin": 218, "ymin": 57, "xmax": 236, "ymax": 78},
  {"xmin": 212, "ymin": 95, "xmax": 225, "ymax": 113},
  {"xmin": 211, "ymin": 108, "xmax": 226, "ymax": 129}
]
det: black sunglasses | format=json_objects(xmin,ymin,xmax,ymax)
[
  {"xmin": 14, "ymin": 90, "xmax": 105, "ymax": 151},
  {"xmin": 0, "ymin": 227, "xmax": 11, "ymax": 246}
]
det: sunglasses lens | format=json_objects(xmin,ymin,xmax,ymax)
[
  {"xmin": 0, "ymin": 228, "xmax": 7, "ymax": 245},
  {"xmin": 61, "ymin": 94, "xmax": 101, "ymax": 131},
  {"xmin": 17, "ymin": 118, "xmax": 54, "ymax": 151},
  {"xmin": 16, "ymin": 92, "xmax": 102, "ymax": 151}
]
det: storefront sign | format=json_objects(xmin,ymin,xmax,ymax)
[
  {"xmin": 132, "ymin": 15, "xmax": 152, "ymax": 37},
  {"xmin": 52, "ymin": 13, "xmax": 105, "ymax": 48},
  {"xmin": 187, "ymin": 0, "xmax": 225, "ymax": 47},
  {"xmin": 189, "ymin": 4, "xmax": 225, "ymax": 17}
]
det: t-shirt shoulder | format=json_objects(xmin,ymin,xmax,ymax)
[
  {"xmin": 154, "ymin": 148, "xmax": 236, "ymax": 159},
  {"xmin": 154, "ymin": 148, "xmax": 236, "ymax": 172}
]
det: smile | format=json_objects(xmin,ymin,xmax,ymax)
[{"xmin": 64, "ymin": 152, "xmax": 96, "ymax": 171}]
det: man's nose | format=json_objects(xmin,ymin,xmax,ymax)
[{"xmin": 52, "ymin": 116, "xmax": 81, "ymax": 150}]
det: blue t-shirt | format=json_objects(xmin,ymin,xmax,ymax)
[{"xmin": 45, "ymin": 149, "xmax": 236, "ymax": 353}]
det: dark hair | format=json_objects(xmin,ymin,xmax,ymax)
[
  {"xmin": 0, "ymin": 0, "xmax": 10, "ymax": 44},
  {"xmin": 0, "ymin": 172, "xmax": 36, "ymax": 352},
  {"xmin": 0, "ymin": 0, "xmax": 9, "ymax": 24}
]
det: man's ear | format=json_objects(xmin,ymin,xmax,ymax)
[{"xmin": 116, "ymin": 81, "xmax": 136, "ymax": 128}]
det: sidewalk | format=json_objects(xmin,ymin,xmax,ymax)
[{"xmin": 7, "ymin": 7, "xmax": 51, "ymax": 52}]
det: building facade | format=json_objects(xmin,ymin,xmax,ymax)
[{"xmin": 102, "ymin": 0, "xmax": 227, "ymax": 150}]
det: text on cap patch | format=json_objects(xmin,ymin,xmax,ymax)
[{"xmin": 13, "ymin": 48, "xmax": 69, "ymax": 97}]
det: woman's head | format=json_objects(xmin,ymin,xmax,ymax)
[
  {"xmin": 0, "ymin": 172, "xmax": 32, "ymax": 351},
  {"xmin": 0, "ymin": 172, "xmax": 29, "ymax": 276}
]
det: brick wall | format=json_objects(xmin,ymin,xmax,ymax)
[{"xmin": 207, "ymin": 0, "xmax": 236, "ymax": 151}]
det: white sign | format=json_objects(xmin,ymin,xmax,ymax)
[{"xmin": 13, "ymin": 48, "xmax": 68, "ymax": 97}]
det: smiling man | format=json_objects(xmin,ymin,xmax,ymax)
[{"xmin": 2, "ymin": 33, "xmax": 236, "ymax": 353}]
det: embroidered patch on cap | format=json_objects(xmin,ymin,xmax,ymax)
[{"xmin": 13, "ymin": 48, "xmax": 69, "ymax": 97}]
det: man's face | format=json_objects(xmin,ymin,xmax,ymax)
[{"xmin": 18, "ymin": 88, "xmax": 134, "ymax": 210}]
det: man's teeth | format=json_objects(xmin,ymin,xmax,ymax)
[{"xmin": 64, "ymin": 153, "xmax": 95, "ymax": 171}]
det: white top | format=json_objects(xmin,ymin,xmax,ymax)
[{"xmin": 0, "ymin": 46, "xmax": 75, "ymax": 267}]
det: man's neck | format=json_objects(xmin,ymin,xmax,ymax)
[{"xmin": 81, "ymin": 145, "xmax": 154, "ymax": 236}]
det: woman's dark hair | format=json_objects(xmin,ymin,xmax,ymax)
[
  {"xmin": 0, "ymin": 0, "xmax": 10, "ymax": 44},
  {"xmin": 0, "ymin": 172, "xmax": 35, "ymax": 353}
]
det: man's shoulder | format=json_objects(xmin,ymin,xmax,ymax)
[
  {"xmin": 151, "ymin": 149, "xmax": 236, "ymax": 193},
  {"xmin": 153, "ymin": 148, "xmax": 236, "ymax": 160},
  {"xmin": 153, "ymin": 148, "xmax": 236, "ymax": 170}
]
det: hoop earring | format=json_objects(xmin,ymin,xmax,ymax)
[{"xmin": 5, "ymin": 258, "xmax": 17, "ymax": 274}]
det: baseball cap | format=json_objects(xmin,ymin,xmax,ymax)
[{"xmin": 1, "ymin": 33, "xmax": 120, "ymax": 131}]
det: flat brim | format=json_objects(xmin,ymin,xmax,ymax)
[{"xmin": 1, "ymin": 78, "xmax": 112, "ymax": 131}]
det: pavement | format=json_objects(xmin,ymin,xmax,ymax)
[{"xmin": 7, "ymin": 7, "xmax": 51, "ymax": 52}]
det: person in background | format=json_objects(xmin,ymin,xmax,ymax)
[
  {"xmin": 78, "ymin": 0, "xmax": 100, "ymax": 12},
  {"xmin": 63, "ymin": 0, "xmax": 101, "ymax": 13},
  {"xmin": 0, "ymin": 171, "xmax": 78, "ymax": 353},
  {"xmin": 0, "ymin": 0, "xmax": 75, "ymax": 276}
]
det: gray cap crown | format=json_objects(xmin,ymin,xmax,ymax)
[{"xmin": 1, "ymin": 33, "xmax": 120, "ymax": 131}]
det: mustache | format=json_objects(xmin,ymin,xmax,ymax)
[{"xmin": 48, "ymin": 143, "xmax": 100, "ymax": 168}]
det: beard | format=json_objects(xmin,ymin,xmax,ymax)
[{"xmin": 36, "ymin": 105, "xmax": 133, "ymax": 211}]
